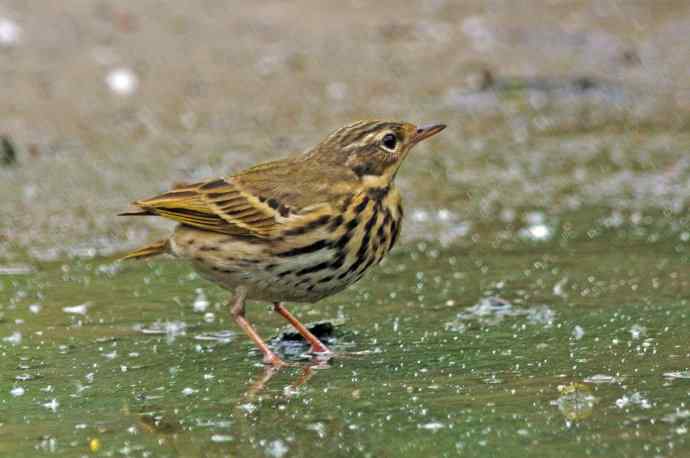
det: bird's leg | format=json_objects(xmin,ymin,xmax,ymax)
[
  {"xmin": 273, "ymin": 302, "xmax": 332, "ymax": 354},
  {"xmin": 230, "ymin": 288, "xmax": 285, "ymax": 367}
]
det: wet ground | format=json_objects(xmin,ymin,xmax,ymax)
[
  {"xmin": 2, "ymin": 1, "xmax": 690, "ymax": 457},
  {"xmin": 1, "ymin": 228, "xmax": 689, "ymax": 457}
]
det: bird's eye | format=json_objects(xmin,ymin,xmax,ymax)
[{"xmin": 382, "ymin": 133, "xmax": 397, "ymax": 151}]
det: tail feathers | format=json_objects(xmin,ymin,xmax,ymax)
[
  {"xmin": 118, "ymin": 209, "xmax": 155, "ymax": 216},
  {"xmin": 120, "ymin": 239, "xmax": 170, "ymax": 261}
]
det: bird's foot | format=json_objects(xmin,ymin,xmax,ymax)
[
  {"xmin": 308, "ymin": 342, "xmax": 332, "ymax": 355},
  {"xmin": 262, "ymin": 352, "xmax": 288, "ymax": 367}
]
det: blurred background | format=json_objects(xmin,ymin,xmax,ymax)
[
  {"xmin": 2, "ymin": 2, "xmax": 690, "ymax": 457},
  {"xmin": 1, "ymin": 0, "xmax": 689, "ymax": 260}
]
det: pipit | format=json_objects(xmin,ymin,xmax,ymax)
[{"xmin": 120, "ymin": 120, "xmax": 445, "ymax": 366}]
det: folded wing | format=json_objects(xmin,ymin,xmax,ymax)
[{"xmin": 122, "ymin": 178, "xmax": 288, "ymax": 238}]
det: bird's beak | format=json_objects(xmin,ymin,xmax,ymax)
[{"xmin": 411, "ymin": 124, "xmax": 446, "ymax": 144}]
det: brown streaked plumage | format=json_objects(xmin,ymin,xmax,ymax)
[{"xmin": 120, "ymin": 120, "xmax": 445, "ymax": 366}]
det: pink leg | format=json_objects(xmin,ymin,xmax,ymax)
[
  {"xmin": 230, "ymin": 288, "xmax": 285, "ymax": 367},
  {"xmin": 273, "ymin": 302, "xmax": 332, "ymax": 354}
]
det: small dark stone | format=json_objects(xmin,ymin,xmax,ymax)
[{"xmin": 1, "ymin": 136, "xmax": 17, "ymax": 166}]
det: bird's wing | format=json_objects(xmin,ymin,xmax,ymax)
[
  {"xmin": 122, "ymin": 157, "xmax": 357, "ymax": 237},
  {"xmin": 123, "ymin": 177, "xmax": 292, "ymax": 238}
]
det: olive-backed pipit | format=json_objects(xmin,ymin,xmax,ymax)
[{"xmin": 120, "ymin": 120, "xmax": 446, "ymax": 366}]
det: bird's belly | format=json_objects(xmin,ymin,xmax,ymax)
[
  {"xmin": 170, "ymin": 189, "xmax": 402, "ymax": 303},
  {"xmin": 170, "ymin": 227, "xmax": 346, "ymax": 303}
]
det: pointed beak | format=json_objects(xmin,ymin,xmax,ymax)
[{"xmin": 411, "ymin": 123, "xmax": 446, "ymax": 145}]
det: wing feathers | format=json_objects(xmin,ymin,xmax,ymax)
[{"xmin": 126, "ymin": 178, "xmax": 283, "ymax": 237}]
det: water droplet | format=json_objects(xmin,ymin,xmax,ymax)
[
  {"xmin": 520, "ymin": 223, "xmax": 553, "ymax": 241},
  {"xmin": 106, "ymin": 68, "xmax": 139, "ymax": 95},
  {"xmin": 43, "ymin": 399, "xmax": 59, "ymax": 412},
  {"xmin": 0, "ymin": 18, "xmax": 21, "ymax": 47},
  {"xmin": 583, "ymin": 374, "xmax": 620, "ymax": 384},
  {"xmin": 418, "ymin": 421, "xmax": 445, "ymax": 432},
  {"xmin": 265, "ymin": 439, "xmax": 289, "ymax": 458},
  {"xmin": 3, "ymin": 332, "xmax": 21, "ymax": 345},
  {"xmin": 663, "ymin": 371, "xmax": 690, "ymax": 380},
  {"xmin": 10, "ymin": 386, "xmax": 24, "ymax": 397},
  {"xmin": 629, "ymin": 324, "xmax": 646, "ymax": 340},
  {"xmin": 572, "ymin": 325, "xmax": 585, "ymax": 340},
  {"xmin": 211, "ymin": 434, "xmax": 233, "ymax": 443},
  {"xmin": 193, "ymin": 288, "xmax": 209, "ymax": 312},
  {"xmin": 62, "ymin": 303, "xmax": 90, "ymax": 315},
  {"xmin": 194, "ymin": 330, "xmax": 233, "ymax": 344}
]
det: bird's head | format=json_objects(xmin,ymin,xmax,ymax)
[{"xmin": 307, "ymin": 120, "xmax": 446, "ymax": 183}]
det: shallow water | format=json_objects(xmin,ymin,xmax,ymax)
[{"xmin": 1, "ymin": 218, "xmax": 689, "ymax": 457}]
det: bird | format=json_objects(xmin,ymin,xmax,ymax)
[{"xmin": 119, "ymin": 120, "xmax": 446, "ymax": 366}]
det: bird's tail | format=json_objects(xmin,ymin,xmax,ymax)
[{"xmin": 120, "ymin": 239, "xmax": 170, "ymax": 261}]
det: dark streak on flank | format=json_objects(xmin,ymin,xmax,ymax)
[
  {"xmin": 345, "ymin": 218, "xmax": 359, "ymax": 232},
  {"xmin": 389, "ymin": 219, "xmax": 400, "ymax": 251},
  {"xmin": 334, "ymin": 217, "xmax": 359, "ymax": 250},
  {"xmin": 239, "ymin": 236, "xmax": 269, "ymax": 245},
  {"xmin": 340, "ymin": 194, "xmax": 353, "ymax": 213},
  {"xmin": 354, "ymin": 196, "xmax": 370, "ymax": 214},
  {"xmin": 330, "ymin": 254, "xmax": 346, "ymax": 269},
  {"xmin": 339, "ymin": 210, "xmax": 377, "ymax": 278},
  {"xmin": 283, "ymin": 215, "xmax": 331, "ymax": 236},
  {"xmin": 343, "ymin": 248, "xmax": 367, "ymax": 278},
  {"xmin": 296, "ymin": 261, "xmax": 331, "ymax": 276},
  {"xmin": 358, "ymin": 255, "xmax": 376, "ymax": 276},
  {"xmin": 199, "ymin": 245, "xmax": 218, "ymax": 252},
  {"xmin": 334, "ymin": 230, "xmax": 352, "ymax": 250},
  {"xmin": 295, "ymin": 278, "xmax": 310, "ymax": 287},
  {"xmin": 276, "ymin": 239, "xmax": 329, "ymax": 257},
  {"xmin": 265, "ymin": 263, "xmax": 277, "ymax": 271},
  {"xmin": 277, "ymin": 269, "xmax": 294, "ymax": 278},
  {"xmin": 212, "ymin": 266, "xmax": 235, "ymax": 273},
  {"xmin": 319, "ymin": 275, "xmax": 334, "ymax": 283},
  {"xmin": 376, "ymin": 223, "xmax": 386, "ymax": 243},
  {"xmin": 328, "ymin": 215, "xmax": 344, "ymax": 231}
]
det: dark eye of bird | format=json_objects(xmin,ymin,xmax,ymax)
[{"xmin": 382, "ymin": 133, "xmax": 397, "ymax": 150}]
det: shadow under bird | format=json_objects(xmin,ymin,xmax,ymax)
[{"xmin": 120, "ymin": 120, "xmax": 446, "ymax": 366}]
